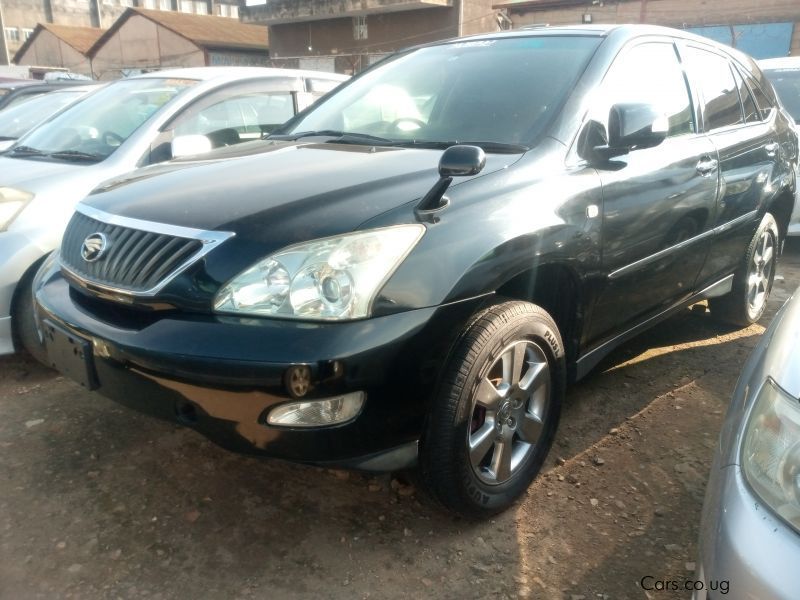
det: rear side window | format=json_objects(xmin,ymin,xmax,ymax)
[
  {"xmin": 751, "ymin": 84, "xmax": 775, "ymax": 119},
  {"xmin": 591, "ymin": 42, "xmax": 694, "ymax": 137},
  {"xmin": 733, "ymin": 69, "xmax": 760, "ymax": 123},
  {"xmin": 685, "ymin": 48, "xmax": 743, "ymax": 131}
]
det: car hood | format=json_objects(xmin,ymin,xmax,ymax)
[
  {"xmin": 83, "ymin": 141, "xmax": 522, "ymax": 245},
  {"xmin": 0, "ymin": 154, "xmax": 90, "ymax": 191},
  {"xmin": 766, "ymin": 289, "xmax": 800, "ymax": 399}
]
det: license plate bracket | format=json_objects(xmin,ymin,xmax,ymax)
[{"xmin": 43, "ymin": 320, "xmax": 99, "ymax": 390}]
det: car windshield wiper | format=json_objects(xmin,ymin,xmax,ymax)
[
  {"xmin": 0, "ymin": 136, "xmax": 17, "ymax": 141},
  {"xmin": 9, "ymin": 145, "xmax": 47, "ymax": 157},
  {"xmin": 393, "ymin": 140, "xmax": 530, "ymax": 153},
  {"xmin": 268, "ymin": 130, "xmax": 396, "ymax": 145},
  {"xmin": 48, "ymin": 149, "xmax": 104, "ymax": 163}
]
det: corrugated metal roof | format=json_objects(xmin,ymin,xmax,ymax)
[{"xmin": 14, "ymin": 23, "xmax": 105, "ymax": 62}]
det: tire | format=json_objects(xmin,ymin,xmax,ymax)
[
  {"xmin": 11, "ymin": 263, "xmax": 49, "ymax": 365},
  {"xmin": 709, "ymin": 213, "xmax": 779, "ymax": 327},
  {"xmin": 418, "ymin": 300, "xmax": 565, "ymax": 518}
]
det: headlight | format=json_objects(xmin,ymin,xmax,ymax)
[
  {"xmin": 214, "ymin": 224, "xmax": 425, "ymax": 320},
  {"xmin": 742, "ymin": 377, "xmax": 800, "ymax": 532},
  {"xmin": 0, "ymin": 187, "xmax": 34, "ymax": 232}
]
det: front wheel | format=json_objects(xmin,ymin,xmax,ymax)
[
  {"xmin": 419, "ymin": 301, "xmax": 565, "ymax": 518},
  {"xmin": 709, "ymin": 213, "xmax": 779, "ymax": 327}
]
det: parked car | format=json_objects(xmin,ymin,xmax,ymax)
[
  {"xmin": 694, "ymin": 288, "xmax": 800, "ymax": 599},
  {"xmin": 0, "ymin": 84, "xmax": 99, "ymax": 152},
  {"xmin": 0, "ymin": 80, "xmax": 91, "ymax": 111},
  {"xmin": 0, "ymin": 66, "xmax": 347, "ymax": 360},
  {"xmin": 761, "ymin": 57, "xmax": 800, "ymax": 236},
  {"xmin": 34, "ymin": 25, "xmax": 797, "ymax": 517}
]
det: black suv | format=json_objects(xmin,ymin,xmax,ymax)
[{"xmin": 35, "ymin": 25, "xmax": 798, "ymax": 517}]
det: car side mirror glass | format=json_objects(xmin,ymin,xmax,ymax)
[
  {"xmin": 607, "ymin": 102, "xmax": 669, "ymax": 151},
  {"xmin": 438, "ymin": 144, "xmax": 487, "ymax": 178},
  {"xmin": 171, "ymin": 134, "xmax": 213, "ymax": 159}
]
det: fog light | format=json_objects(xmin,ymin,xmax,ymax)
[{"xmin": 267, "ymin": 392, "xmax": 365, "ymax": 427}]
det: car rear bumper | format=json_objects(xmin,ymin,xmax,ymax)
[
  {"xmin": 694, "ymin": 463, "xmax": 800, "ymax": 600},
  {"xmin": 35, "ymin": 269, "xmax": 484, "ymax": 470}
]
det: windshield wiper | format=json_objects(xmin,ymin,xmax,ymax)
[
  {"xmin": 393, "ymin": 140, "xmax": 530, "ymax": 153},
  {"xmin": 48, "ymin": 149, "xmax": 104, "ymax": 163},
  {"xmin": 268, "ymin": 130, "xmax": 396, "ymax": 145},
  {"xmin": 0, "ymin": 136, "xmax": 17, "ymax": 141},
  {"xmin": 9, "ymin": 145, "xmax": 46, "ymax": 157}
]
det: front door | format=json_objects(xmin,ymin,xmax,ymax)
[{"xmin": 585, "ymin": 40, "xmax": 719, "ymax": 345}]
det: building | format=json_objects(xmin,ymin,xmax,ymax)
[
  {"xmin": 12, "ymin": 23, "xmax": 103, "ymax": 76},
  {"xmin": 88, "ymin": 7, "xmax": 268, "ymax": 78},
  {"xmin": 241, "ymin": 0, "xmax": 505, "ymax": 74},
  {"xmin": 0, "ymin": 0, "xmax": 242, "ymax": 66},
  {"xmin": 494, "ymin": 0, "xmax": 800, "ymax": 58}
]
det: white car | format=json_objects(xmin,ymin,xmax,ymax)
[
  {"xmin": 0, "ymin": 67, "xmax": 347, "ymax": 360},
  {"xmin": 761, "ymin": 57, "xmax": 800, "ymax": 236}
]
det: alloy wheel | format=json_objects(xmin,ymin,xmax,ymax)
[
  {"xmin": 747, "ymin": 229, "xmax": 775, "ymax": 318},
  {"xmin": 467, "ymin": 340, "xmax": 551, "ymax": 485}
]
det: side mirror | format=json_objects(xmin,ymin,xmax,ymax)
[
  {"xmin": 607, "ymin": 102, "xmax": 669, "ymax": 152},
  {"xmin": 171, "ymin": 134, "xmax": 213, "ymax": 159},
  {"xmin": 439, "ymin": 144, "xmax": 487, "ymax": 178},
  {"xmin": 416, "ymin": 145, "xmax": 487, "ymax": 216}
]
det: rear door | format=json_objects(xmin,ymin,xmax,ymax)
[
  {"xmin": 586, "ymin": 39, "xmax": 719, "ymax": 343},
  {"xmin": 682, "ymin": 45, "xmax": 779, "ymax": 286}
]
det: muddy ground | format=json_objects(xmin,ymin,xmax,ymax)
[{"xmin": 1, "ymin": 240, "xmax": 799, "ymax": 600}]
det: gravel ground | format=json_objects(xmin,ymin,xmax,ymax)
[{"xmin": 1, "ymin": 240, "xmax": 799, "ymax": 600}]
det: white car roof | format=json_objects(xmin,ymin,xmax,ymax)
[
  {"xmin": 759, "ymin": 56, "xmax": 800, "ymax": 71},
  {"xmin": 128, "ymin": 66, "xmax": 349, "ymax": 83}
]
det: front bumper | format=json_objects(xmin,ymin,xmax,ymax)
[
  {"xmin": 35, "ymin": 269, "xmax": 484, "ymax": 470},
  {"xmin": 694, "ymin": 462, "xmax": 800, "ymax": 599}
]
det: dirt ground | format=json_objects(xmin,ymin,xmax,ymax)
[{"xmin": 1, "ymin": 241, "xmax": 799, "ymax": 600}]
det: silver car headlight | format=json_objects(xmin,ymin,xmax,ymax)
[
  {"xmin": 742, "ymin": 377, "xmax": 800, "ymax": 532},
  {"xmin": 214, "ymin": 224, "xmax": 425, "ymax": 320},
  {"xmin": 0, "ymin": 187, "xmax": 34, "ymax": 232}
]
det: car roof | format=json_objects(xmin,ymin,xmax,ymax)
[
  {"xmin": 128, "ymin": 66, "xmax": 349, "ymax": 83},
  {"xmin": 419, "ymin": 23, "xmax": 744, "ymax": 54},
  {"xmin": 759, "ymin": 56, "xmax": 800, "ymax": 71}
]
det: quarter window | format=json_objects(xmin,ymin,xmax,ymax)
[
  {"xmin": 734, "ymin": 69, "xmax": 760, "ymax": 123},
  {"xmin": 591, "ymin": 42, "xmax": 695, "ymax": 138},
  {"xmin": 685, "ymin": 48, "xmax": 743, "ymax": 131},
  {"xmin": 749, "ymin": 79, "xmax": 776, "ymax": 120}
]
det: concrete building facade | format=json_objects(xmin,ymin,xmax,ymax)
[
  {"xmin": 241, "ymin": 0, "xmax": 504, "ymax": 74},
  {"xmin": 494, "ymin": 0, "xmax": 800, "ymax": 58},
  {"xmin": 0, "ymin": 0, "xmax": 241, "ymax": 66}
]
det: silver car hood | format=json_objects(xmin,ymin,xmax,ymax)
[
  {"xmin": 0, "ymin": 155, "xmax": 92, "ymax": 191},
  {"xmin": 767, "ymin": 290, "xmax": 800, "ymax": 399}
]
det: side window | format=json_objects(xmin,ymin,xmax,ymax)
[
  {"xmin": 175, "ymin": 92, "xmax": 296, "ymax": 145},
  {"xmin": 685, "ymin": 48, "xmax": 743, "ymax": 131},
  {"xmin": 590, "ymin": 42, "xmax": 695, "ymax": 138},
  {"xmin": 733, "ymin": 69, "xmax": 760, "ymax": 123},
  {"xmin": 749, "ymin": 80, "xmax": 775, "ymax": 120}
]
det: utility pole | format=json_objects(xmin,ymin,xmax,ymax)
[{"xmin": 0, "ymin": 0, "xmax": 10, "ymax": 65}]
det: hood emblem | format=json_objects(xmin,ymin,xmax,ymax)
[{"xmin": 81, "ymin": 233, "xmax": 108, "ymax": 262}]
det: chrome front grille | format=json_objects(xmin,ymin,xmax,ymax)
[{"xmin": 60, "ymin": 205, "xmax": 234, "ymax": 296}]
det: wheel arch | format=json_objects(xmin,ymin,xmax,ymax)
[{"xmin": 767, "ymin": 186, "xmax": 794, "ymax": 245}]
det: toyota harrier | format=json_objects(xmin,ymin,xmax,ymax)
[{"xmin": 34, "ymin": 25, "xmax": 798, "ymax": 516}]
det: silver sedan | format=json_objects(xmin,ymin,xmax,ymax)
[{"xmin": 695, "ymin": 287, "xmax": 800, "ymax": 599}]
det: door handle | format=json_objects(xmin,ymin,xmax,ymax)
[
  {"xmin": 765, "ymin": 141, "xmax": 779, "ymax": 157},
  {"xmin": 696, "ymin": 157, "xmax": 718, "ymax": 176}
]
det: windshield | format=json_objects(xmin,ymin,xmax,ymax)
[
  {"xmin": 0, "ymin": 89, "xmax": 86, "ymax": 141},
  {"xmin": 13, "ymin": 77, "xmax": 196, "ymax": 162},
  {"xmin": 764, "ymin": 68, "xmax": 800, "ymax": 122},
  {"xmin": 282, "ymin": 36, "xmax": 601, "ymax": 149}
]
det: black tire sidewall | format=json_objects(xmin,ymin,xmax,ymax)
[{"xmin": 422, "ymin": 301, "xmax": 565, "ymax": 516}]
